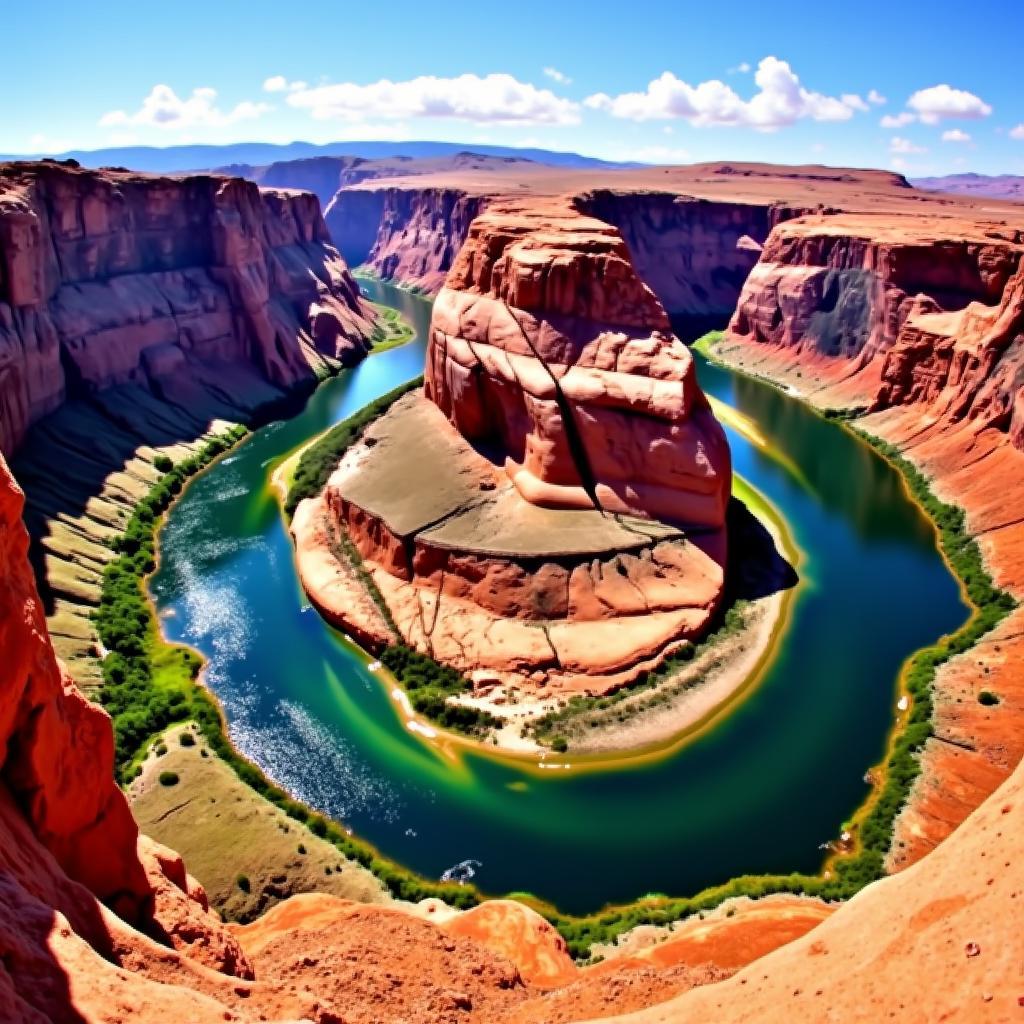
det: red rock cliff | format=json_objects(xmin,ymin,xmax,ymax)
[
  {"xmin": 326, "ymin": 184, "xmax": 489, "ymax": 290},
  {"xmin": 0, "ymin": 160, "xmax": 376, "ymax": 455},
  {"xmin": 425, "ymin": 198, "xmax": 731, "ymax": 528}
]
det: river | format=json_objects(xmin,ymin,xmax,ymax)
[{"xmin": 150, "ymin": 279, "xmax": 967, "ymax": 915}]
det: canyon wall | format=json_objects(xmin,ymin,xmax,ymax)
[
  {"xmin": 575, "ymin": 189, "xmax": 799, "ymax": 326},
  {"xmin": 425, "ymin": 198, "xmax": 731, "ymax": 526},
  {"xmin": 325, "ymin": 185, "xmax": 489, "ymax": 289},
  {"xmin": 719, "ymin": 211, "xmax": 1024, "ymax": 870},
  {"xmin": 0, "ymin": 160, "xmax": 377, "ymax": 456}
]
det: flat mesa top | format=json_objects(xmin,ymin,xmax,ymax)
[{"xmin": 330, "ymin": 391, "xmax": 681, "ymax": 558}]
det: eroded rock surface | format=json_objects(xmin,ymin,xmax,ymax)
[
  {"xmin": 306, "ymin": 198, "xmax": 731, "ymax": 692},
  {"xmin": 0, "ymin": 160, "xmax": 377, "ymax": 455},
  {"xmin": 719, "ymin": 209, "xmax": 1024, "ymax": 867}
]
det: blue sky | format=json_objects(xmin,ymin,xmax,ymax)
[{"xmin": 3, "ymin": 0, "xmax": 1022, "ymax": 175}]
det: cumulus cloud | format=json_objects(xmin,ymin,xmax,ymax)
[
  {"xmin": 841, "ymin": 93, "xmax": 870, "ymax": 113},
  {"xmin": 100, "ymin": 85, "xmax": 270, "ymax": 129},
  {"xmin": 264, "ymin": 75, "xmax": 307, "ymax": 93},
  {"xmin": 941, "ymin": 128, "xmax": 972, "ymax": 143},
  {"xmin": 868, "ymin": 89, "xmax": 887, "ymax": 106},
  {"xmin": 283, "ymin": 73, "xmax": 580, "ymax": 125},
  {"xmin": 1011, "ymin": 124, "xmax": 1024, "ymax": 140},
  {"xmin": 543, "ymin": 67, "xmax": 572, "ymax": 85},
  {"xmin": 880, "ymin": 112, "xmax": 916, "ymax": 128},
  {"xmin": 906, "ymin": 84, "xmax": 992, "ymax": 124},
  {"xmin": 890, "ymin": 136, "xmax": 927, "ymax": 154},
  {"xmin": 583, "ymin": 57, "xmax": 865, "ymax": 130}
]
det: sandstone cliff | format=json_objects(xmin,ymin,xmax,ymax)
[
  {"xmin": 326, "ymin": 184, "xmax": 489, "ymax": 288},
  {"xmin": 0, "ymin": 160, "xmax": 377, "ymax": 456},
  {"xmin": 302, "ymin": 197, "xmax": 732, "ymax": 693}
]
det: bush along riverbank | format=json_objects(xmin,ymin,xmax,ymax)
[
  {"xmin": 284, "ymin": 376, "xmax": 422, "ymax": 517},
  {"xmin": 283, "ymin": 377, "xmax": 500, "ymax": 740}
]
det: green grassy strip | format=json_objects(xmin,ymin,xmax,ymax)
[
  {"xmin": 96, "ymin": 426, "xmax": 248, "ymax": 780},
  {"xmin": 283, "ymin": 376, "xmax": 422, "ymax": 517},
  {"xmin": 529, "ymin": 601, "xmax": 749, "ymax": 750},
  {"xmin": 379, "ymin": 645, "xmax": 501, "ymax": 738},
  {"xmin": 368, "ymin": 303, "xmax": 416, "ymax": 352}
]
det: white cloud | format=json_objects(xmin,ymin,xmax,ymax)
[
  {"xmin": 583, "ymin": 57, "xmax": 865, "ymax": 130},
  {"xmin": 264, "ymin": 75, "xmax": 308, "ymax": 93},
  {"xmin": 728, "ymin": 62, "xmax": 752, "ymax": 74},
  {"xmin": 868, "ymin": 89, "xmax": 887, "ymax": 106},
  {"xmin": 842, "ymin": 93, "xmax": 870, "ymax": 113},
  {"xmin": 100, "ymin": 85, "xmax": 270, "ymax": 129},
  {"xmin": 881, "ymin": 112, "xmax": 916, "ymax": 128},
  {"xmin": 941, "ymin": 128, "xmax": 972, "ymax": 143},
  {"xmin": 890, "ymin": 136, "xmax": 927, "ymax": 154},
  {"xmin": 906, "ymin": 84, "xmax": 992, "ymax": 124},
  {"xmin": 284, "ymin": 73, "xmax": 580, "ymax": 125},
  {"xmin": 890, "ymin": 156, "xmax": 911, "ymax": 170},
  {"xmin": 1011, "ymin": 124, "xmax": 1024, "ymax": 140},
  {"xmin": 543, "ymin": 66, "xmax": 572, "ymax": 85}
]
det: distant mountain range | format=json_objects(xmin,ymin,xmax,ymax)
[
  {"xmin": 0, "ymin": 139, "xmax": 631, "ymax": 174},
  {"xmin": 912, "ymin": 173, "xmax": 1024, "ymax": 201}
]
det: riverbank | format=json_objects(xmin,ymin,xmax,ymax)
[
  {"xmin": 17, "ymin": 286, "xmax": 1002, "ymax": 962},
  {"xmin": 697, "ymin": 329, "xmax": 1021, "ymax": 874}
]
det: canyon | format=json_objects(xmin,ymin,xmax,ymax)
[{"xmin": 1, "ymin": 154, "xmax": 1023, "ymax": 1022}]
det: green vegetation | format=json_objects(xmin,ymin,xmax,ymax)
[
  {"xmin": 528, "ymin": 601, "xmax": 749, "ymax": 750},
  {"xmin": 236, "ymin": 874, "xmax": 251, "ymax": 893},
  {"xmin": 368, "ymin": 304, "xmax": 416, "ymax": 352},
  {"xmin": 96, "ymin": 426, "xmax": 248, "ymax": 780},
  {"xmin": 283, "ymin": 377, "xmax": 422, "ymax": 517},
  {"xmin": 158, "ymin": 771, "xmax": 180, "ymax": 787},
  {"xmin": 89, "ymin": 321, "xmax": 1016, "ymax": 960},
  {"xmin": 379, "ymin": 645, "xmax": 500, "ymax": 738},
  {"xmin": 179, "ymin": 731, "xmax": 196, "ymax": 747},
  {"xmin": 979, "ymin": 690, "xmax": 1000, "ymax": 706}
]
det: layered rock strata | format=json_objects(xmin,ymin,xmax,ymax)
[
  {"xmin": 326, "ymin": 185, "xmax": 488, "ymax": 288},
  {"xmin": 0, "ymin": 159, "xmax": 377, "ymax": 456},
  {"xmin": 719, "ymin": 211, "xmax": 1024, "ymax": 869},
  {"xmin": 303, "ymin": 199, "xmax": 731, "ymax": 692},
  {"xmin": 0, "ymin": 160, "xmax": 379, "ymax": 687}
]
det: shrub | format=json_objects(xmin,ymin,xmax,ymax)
[
  {"xmin": 153, "ymin": 455, "xmax": 174, "ymax": 473},
  {"xmin": 179, "ymin": 731, "xmax": 196, "ymax": 746},
  {"xmin": 978, "ymin": 690, "xmax": 1001, "ymax": 706},
  {"xmin": 236, "ymin": 874, "xmax": 251, "ymax": 893},
  {"xmin": 158, "ymin": 771, "xmax": 179, "ymax": 787},
  {"xmin": 550, "ymin": 736, "xmax": 569, "ymax": 753}
]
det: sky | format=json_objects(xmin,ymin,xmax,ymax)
[{"xmin": 3, "ymin": 0, "xmax": 1022, "ymax": 176}]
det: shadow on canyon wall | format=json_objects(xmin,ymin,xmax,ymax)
[
  {"xmin": 9, "ymin": 362, "xmax": 325, "ymax": 620},
  {"xmin": 725, "ymin": 496, "xmax": 799, "ymax": 605}
]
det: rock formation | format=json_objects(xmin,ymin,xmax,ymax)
[
  {"xmin": 300, "ymin": 198, "xmax": 732, "ymax": 692},
  {"xmin": 326, "ymin": 185, "xmax": 489, "ymax": 288},
  {"xmin": 0, "ymin": 160, "xmax": 377, "ymax": 456}
]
